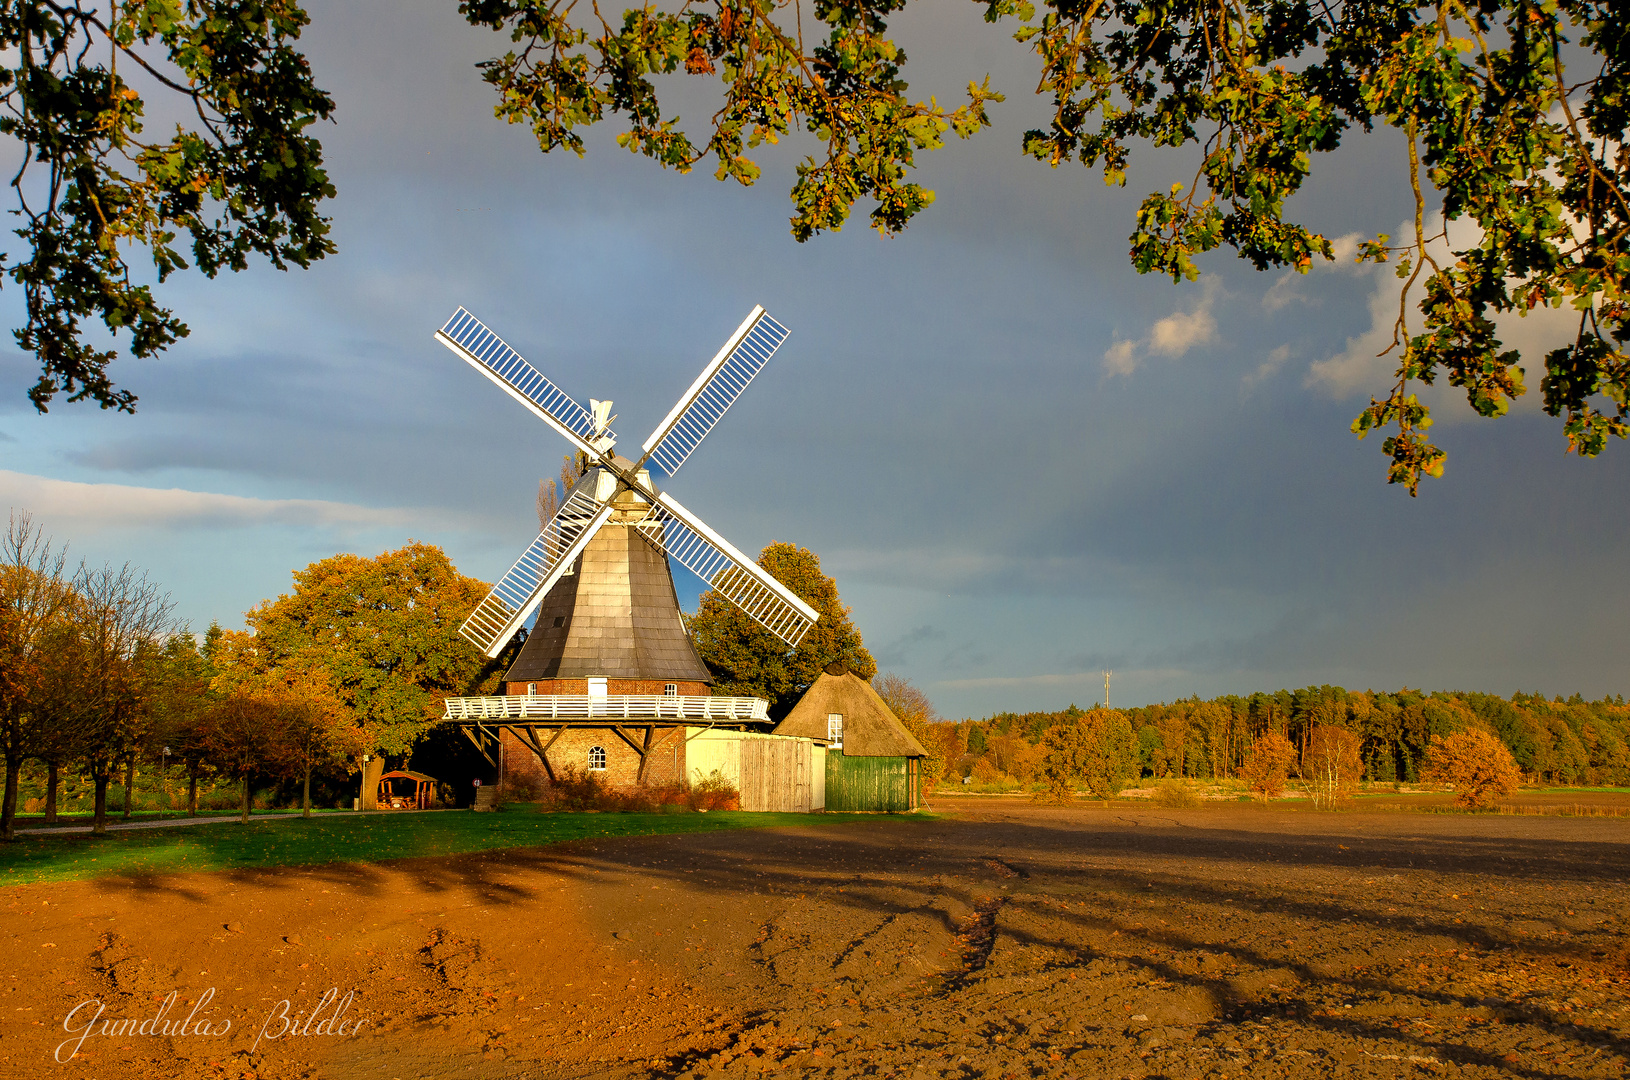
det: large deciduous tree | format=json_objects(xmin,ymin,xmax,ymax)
[
  {"xmin": 74, "ymin": 562, "xmax": 175, "ymax": 835},
  {"xmin": 210, "ymin": 628, "xmax": 367, "ymax": 819},
  {"xmin": 243, "ymin": 542, "xmax": 494, "ymax": 808},
  {"xmin": 689, "ymin": 542, "xmax": 875, "ymax": 717},
  {"xmin": 1, "ymin": 0, "xmax": 335, "ymax": 413},
  {"xmin": 463, "ymin": 0, "xmax": 1630, "ymax": 491},
  {"xmin": 0, "ymin": 512, "xmax": 72, "ymax": 840},
  {"xmin": 1039, "ymin": 707, "xmax": 1137, "ymax": 801},
  {"xmin": 1421, "ymin": 727, "xmax": 1522, "ymax": 808}
]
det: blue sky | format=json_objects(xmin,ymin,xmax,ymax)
[{"xmin": 1, "ymin": 2, "xmax": 1624, "ymax": 719}]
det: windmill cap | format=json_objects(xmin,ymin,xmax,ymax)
[{"xmin": 824, "ymin": 661, "xmax": 849, "ymax": 676}]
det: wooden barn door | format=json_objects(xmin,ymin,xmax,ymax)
[{"xmin": 738, "ymin": 738, "xmax": 811, "ymax": 812}]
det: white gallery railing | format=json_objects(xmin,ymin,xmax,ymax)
[{"xmin": 442, "ymin": 694, "xmax": 770, "ymax": 722}]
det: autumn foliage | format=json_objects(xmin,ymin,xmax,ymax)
[
  {"xmin": 1240, "ymin": 731, "xmax": 1299, "ymax": 799},
  {"xmin": 1422, "ymin": 729, "xmax": 1523, "ymax": 809},
  {"xmin": 1306, "ymin": 725, "xmax": 1364, "ymax": 810},
  {"xmin": 1040, "ymin": 708, "xmax": 1138, "ymax": 801}
]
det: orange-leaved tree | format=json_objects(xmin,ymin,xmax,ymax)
[
  {"xmin": 1241, "ymin": 730, "xmax": 1299, "ymax": 800},
  {"xmin": 212, "ymin": 630, "xmax": 367, "ymax": 818},
  {"xmin": 1040, "ymin": 708, "xmax": 1137, "ymax": 801},
  {"xmin": 244, "ymin": 543, "xmax": 494, "ymax": 809},
  {"xmin": 1421, "ymin": 729, "xmax": 1523, "ymax": 809},
  {"xmin": 1306, "ymin": 725, "xmax": 1363, "ymax": 810},
  {"xmin": 874, "ymin": 672, "xmax": 945, "ymax": 800}
]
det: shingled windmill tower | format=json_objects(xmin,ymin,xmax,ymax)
[{"xmin": 438, "ymin": 306, "xmax": 820, "ymax": 788}]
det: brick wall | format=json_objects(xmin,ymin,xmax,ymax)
[
  {"xmin": 504, "ymin": 679, "xmax": 710, "ymax": 697},
  {"xmin": 499, "ymin": 725, "xmax": 689, "ymax": 793}
]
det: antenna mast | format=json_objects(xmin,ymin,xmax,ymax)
[{"xmin": 1103, "ymin": 669, "xmax": 1112, "ymax": 709}]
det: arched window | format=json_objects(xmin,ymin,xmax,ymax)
[{"xmin": 587, "ymin": 745, "xmax": 607, "ymax": 771}]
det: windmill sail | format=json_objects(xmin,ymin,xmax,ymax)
[
  {"xmin": 436, "ymin": 308, "xmax": 614, "ymax": 458},
  {"xmin": 460, "ymin": 485, "xmax": 615, "ymax": 657},
  {"xmin": 640, "ymin": 307, "xmax": 789, "ymax": 476},
  {"xmin": 634, "ymin": 493, "xmax": 817, "ymax": 648}
]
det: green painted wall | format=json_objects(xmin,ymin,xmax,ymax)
[{"xmin": 825, "ymin": 753, "xmax": 911, "ymax": 812}]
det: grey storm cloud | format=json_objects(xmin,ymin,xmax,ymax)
[{"xmin": 0, "ymin": 0, "xmax": 1623, "ymax": 716}]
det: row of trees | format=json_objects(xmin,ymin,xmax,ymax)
[
  {"xmin": 1023, "ymin": 713, "xmax": 1520, "ymax": 809},
  {"xmin": 935, "ymin": 687, "xmax": 1630, "ymax": 791},
  {"xmin": 0, "ymin": 517, "xmax": 500, "ymax": 840}
]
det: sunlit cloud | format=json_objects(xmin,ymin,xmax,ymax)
[
  {"xmin": 1102, "ymin": 278, "xmax": 1220, "ymax": 376},
  {"xmin": 0, "ymin": 470, "xmax": 450, "ymax": 532}
]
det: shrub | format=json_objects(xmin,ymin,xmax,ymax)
[
  {"xmin": 1421, "ymin": 729, "xmax": 1522, "ymax": 808},
  {"xmin": 688, "ymin": 769, "xmax": 740, "ymax": 812},
  {"xmin": 1241, "ymin": 731, "xmax": 1298, "ymax": 799},
  {"xmin": 1151, "ymin": 779, "xmax": 1201, "ymax": 808},
  {"xmin": 541, "ymin": 765, "xmax": 610, "ymax": 811},
  {"xmin": 1306, "ymin": 725, "xmax": 1363, "ymax": 810}
]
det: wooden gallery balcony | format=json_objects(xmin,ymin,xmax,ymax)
[{"xmin": 442, "ymin": 694, "xmax": 770, "ymax": 722}]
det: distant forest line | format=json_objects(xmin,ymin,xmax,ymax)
[{"xmin": 931, "ymin": 689, "xmax": 1630, "ymax": 788}]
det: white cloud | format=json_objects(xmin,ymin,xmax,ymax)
[
  {"xmin": 1261, "ymin": 232, "xmax": 1367, "ymax": 313},
  {"xmin": 1102, "ymin": 338, "xmax": 1139, "ymax": 376},
  {"xmin": 1306, "ymin": 215, "xmax": 1580, "ymax": 406},
  {"xmin": 1262, "ymin": 274, "xmax": 1304, "ymax": 313},
  {"xmin": 1148, "ymin": 300, "xmax": 1217, "ymax": 357},
  {"xmin": 1103, "ymin": 279, "xmax": 1220, "ymax": 376},
  {"xmin": 1244, "ymin": 345, "xmax": 1292, "ymax": 387},
  {"xmin": 0, "ymin": 471, "xmax": 446, "ymax": 532}
]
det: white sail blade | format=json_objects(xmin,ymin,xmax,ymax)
[
  {"xmin": 460, "ymin": 486, "xmax": 615, "ymax": 658},
  {"xmin": 436, "ymin": 307, "xmax": 614, "ymax": 458},
  {"xmin": 640, "ymin": 306, "xmax": 789, "ymax": 476},
  {"xmin": 636, "ymin": 493, "xmax": 817, "ymax": 647}
]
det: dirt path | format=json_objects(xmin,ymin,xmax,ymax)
[
  {"xmin": 2, "ymin": 797, "xmax": 1625, "ymax": 1079},
  {"xmin": 15, "ymin": 811, "xmax": 387, "ymax": 836}
]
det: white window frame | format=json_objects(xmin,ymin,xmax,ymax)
[
  {"xmin": 827, "ymin": 713, "xmax": 844, "ymax": 748},
  {"xmin": 664, "ymin": 683, "xmax": 678, "ymax": 696},
  {"xmin": 526, "ymin": 682, "xmax": 537, "ymax": 696},
  {"xmin": 587, "ymin": 745, "xmax": 607, "ymax": 771}
]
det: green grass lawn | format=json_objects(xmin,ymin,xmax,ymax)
[{"xmin": 0, "ymin": 808, "xmax": 898, "ymax": 886}]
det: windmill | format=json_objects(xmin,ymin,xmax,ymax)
[{"xmin": 435, "ymin": 305, "xmax": 818, "ymax": 700}]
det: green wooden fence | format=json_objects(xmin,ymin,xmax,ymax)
[{"xmin": 825, "ymin": 754, "xmax": 912, "ymax": 812}]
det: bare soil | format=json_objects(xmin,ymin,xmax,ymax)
[{"xmin": 2, "ymin": 795, "xmax": 1627, "ymax": 1079}]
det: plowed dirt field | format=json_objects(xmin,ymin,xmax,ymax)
[{"xmin": 3, "ymin": 796, "xmax": 1626, "ymax": 1079}]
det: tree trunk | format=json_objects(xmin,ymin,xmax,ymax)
[
  {"xmin": 187, "ymin": 769, "xmax": 198, "ymax": 817},
  {"xmin": 1, "ymin": 754, "xmax": 19, "ymax": 841},
  {"xmin": 122, "ymin": 756, "xmax": 135, "ymax": 819},
  {"xmin": 240, "ymin": 774, "xmax": 252, "ymax": 824},
  {"xmin": 302, "ymin": 763, "xmax": 312, "ymax": 819},
  {"xmin": 44, "ymin": 761, "xmax": 59, "ymax": 824},
  {"xmin": 92, "ymin": 766, "xmax": 109, "ymax": 836},
  {"xmin": 359, "ymin": 755, "xmax": 385, "ymax": 811}
]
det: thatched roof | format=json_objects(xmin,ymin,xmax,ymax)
[{"xmin": 773, "ymin": 668, "xmax": 927, "ymax": 758}]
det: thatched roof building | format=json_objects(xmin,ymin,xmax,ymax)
[
  {"xmin": 773, "ymin": 665, "xmax": 927, "ymax": 756},
  {"xmin": 774, "ymin": 664, "xmax": 926, "ymax": 811}
]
